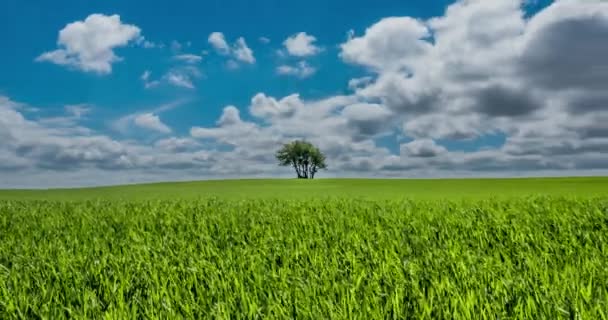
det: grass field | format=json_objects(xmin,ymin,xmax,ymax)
[
  {"xmin": 1, "ymin": 178, "xmax": 608, "ymax": 319},
  {"xmin": 0, "ymin": 176, "xmax": 607, "ymax": 201}
]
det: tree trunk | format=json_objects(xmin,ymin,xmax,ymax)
[
  {"xmin": 308, "ymin": 165, "xmax": 317, "ymax": 179},
  {"xmin": 293, "ymin": 163, "xmax": 302, "ymax": 178}
]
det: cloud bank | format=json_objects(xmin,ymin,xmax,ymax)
[{"xmin": 4, "ymin": 0, "xmax": 608, "ymax": 187}]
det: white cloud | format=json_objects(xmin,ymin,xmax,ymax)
[
  {"xmin": 190, "ymin": 93, "xmax": 400, "ymax": 176},
  {"xmin": 276, "ymin": 61, "xmax": 316, "ymax": 78},
  {"xmin": 2, "ymin": 89, "xmax": 608, "ymax": 188},
  {"xmin": 250, "ymin": 93, "xmax": 303, "ymax": 120},
  {"xmin": 348, "ymin": 77, "xmax": 374, "ymax": 91},
  {"xmin": 112, "ymin": 100, "xmax": 186, "ymax": 134},
  {"xmin": 1, "ymin": 96, "xmax": 137, "ymax": 174},
  {"xmin": 134, "ymin": 113, "xmax": 172, "ymax": 134},
  {"xmin": 208, "ymin": 32, "xmax": 256, "ymax": 66},
  {"xmin": 36, "ymin": 14, "xmax": 141, "ymax": 74},
  {"xmin": 155, "ymin": 137, "xmax": 200, "ymax": 152},
  {"xmin": 283, "ymin": 32, "xmax": 322, "ymax": 57},
  {"xmin": 337, "ymin": 0, "xmax": 608, "ymax": 170},
  {"xmin": 208, "ymin": 32, "xmax": 230, "ymax": 55},
  {"xmin": 340, "ymin": 17, "xmax": 431, "ymax": 72},
  {"xmin": 164, "ymin": 67, "xmax": 199, "ymax": 89},
  {"xmin": 36, "ymin": 104, "xmax": 94, "ymax": 131},
  {"xmin": 259, "ymin": 37, "xmax": 271, "ymax": 44},
  {"xmin": 233, "ymin": 37, "xmax": 255, "ymax": 64},
  {"xmin": 141, "ymin": 66, "xmax": 201, "ymax": 89},
  {"xmin": 166, "ymin": 73, "xmax": 193, "ymax": 89},
  {"xmin": 173, "ymin": 54, "xmax": 203, "ymax": 64},
  {"xmin": 400, "ymin": 139, "xmax": 447, "ymax": 158}
]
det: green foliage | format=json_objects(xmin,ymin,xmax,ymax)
[
  {"xmin": 1, "ymin": 197, "xmax": 608, "ymax": 319},
  {"xmin": 276, "ymin": 140, "xmax": 327, "ymax": 179}
]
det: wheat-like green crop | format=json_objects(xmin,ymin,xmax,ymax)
[{"xmin": 1, "ymin": 197, "xmax": 607, "ymax": 319}]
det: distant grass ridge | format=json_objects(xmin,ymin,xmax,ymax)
[
  {"xmin": 1, "ymin": 197, "xmax": 608, "ymax": 318},
  {"xmin": 1, "ymin": 176, "xmax": 607, "ymax": 201}
]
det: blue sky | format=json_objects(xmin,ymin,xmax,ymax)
[
  {"xmin": 2, "ymin": 0, "xmax": 454, "ymax": 132},
  {"xmin": 0, "ymin": 0, "xmax": 607, "ymax": 187}
]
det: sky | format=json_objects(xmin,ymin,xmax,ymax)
[{"xmin": 1, "ymin": 0, "xmax": 607, "ymax": 188}]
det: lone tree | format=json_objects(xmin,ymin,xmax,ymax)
[{"xmin": 276, "ymin": 140, "xmax": 327, "ymax": 179}]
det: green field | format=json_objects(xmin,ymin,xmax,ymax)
[
  {"xmin": 1, "ymin": 176, "xmax": 607, "ymax": 201},
  {"xmin": 1, "ymin": 178, "xmax": 608, "ymax": 319}
]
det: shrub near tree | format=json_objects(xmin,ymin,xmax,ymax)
[{"xmin": 276, "ymin": 140, "xmax": 327, "ymax": 179}]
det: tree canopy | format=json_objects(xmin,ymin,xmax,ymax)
[{"xmin": 276, "ymin": 140, "xmax": 327, "ymax": 179}]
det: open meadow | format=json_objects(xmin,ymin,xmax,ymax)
[
  {"xmin": 1, "ymin": 177, "xmax": 608, "ymax": 319},
  {"xmin": 1, "ymin": 176, "xmax": 607, "ymax": 201}
]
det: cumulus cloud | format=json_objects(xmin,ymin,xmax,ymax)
[
  {"xmin": 208, "ymin": 32, "xmax": 230, "ymax": 55},
  {"xmin": 519, "ymin": 0, "xmax": 608, "ymax": 91},
  {"xmin": 340, "ymin": 0, "xmax": 608, "ymax": 168},
  {"xmin": 283, "ymin": 32, "xmax": 322, "ymax": 57},
  {"xmin": 133, "ymin": 113, "xmax": 172, "ymax": 134},
  {"xmin": 401, "ymin": 139, "xmax": 447, "ymax": 158},
  {"xmin": 165, "ymin": 70, "xmax": 196, "ymax": 89},
  {"xmin": 112, "ymin": 100, "xmax": 186, "ymax": 134},
  {"xmin": 233, "ymin": 38, "xmax": 255, "ymax": 64},
  {"xmin": 190, "ymin": 93, "xmax": 410, "ymax": 177},
  {"xmin": 36, "ymin": 14, "xmax": 141, "ymax": 74},
  {"xmin": 250, "ymin": 93, "xmax": 302, "ymax": 120},
  {"xmin": 35, "ymin": 104, "xmax": 93, "ymax": 131},
  {"xmin": 208, "ymin": 32, "xmax": 256, "ymax": 66},
  {"xmin": 348, "ymin": 77, "xmax": 374, "ymax": 91},
  {"xmin": 342, "ymin": 103, "xmax": 394, "ymax": 139},
  {"xmin": 276, "ymin": 61, "xmax": 316, "ymax": 78},
  {"xmin": 1, "ymin": 97, "xmax": 136, "ymax": 173},
  {"xmin": 0, "ymin": 96, "xmax": 280, "ymax": 187},
  {"xmin": 278, "ymin": 33, "xmax": 321, "ymax": 76},
  {"xmin": 141, "ymin": 66, "xmax": 201, "ymax": 89},
  {"xmin": 341, "ymin": 17, "xmax": 431, "ymax": 72},
  {"xmin": 154, "ymin": 137, "xmax": 201, "ymax": 152}
]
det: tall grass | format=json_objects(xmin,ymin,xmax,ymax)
[{"xmin": 1, "ymin": 198, "xmax": 607, "ymax": 319}]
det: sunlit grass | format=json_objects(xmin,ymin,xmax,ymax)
[{"xmin": 1, "ymin": 197, "xmax": 607, "ymax": 318}]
